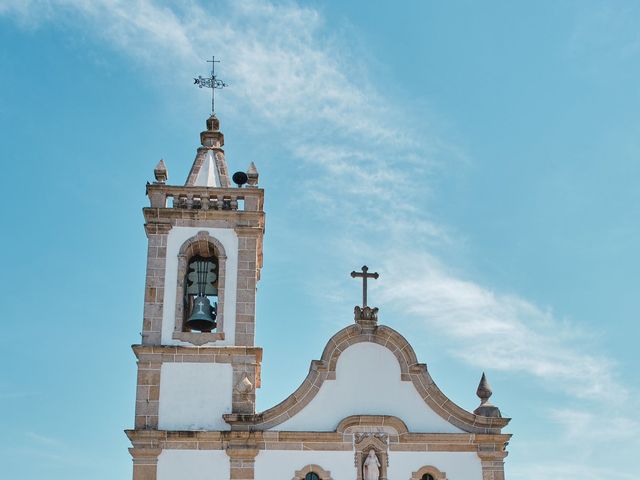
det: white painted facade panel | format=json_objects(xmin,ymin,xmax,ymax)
[
  {"xmin": 276, "ymin": 342, "xmax": 463, "ymax": 433},
  {"xmin": 254, "ymin": 450, "xmax": 355, "ymax": 480},
  {"xmin": 161, "ymin": 226, "xmax": 238, "ymax": 346},
  {"xmin": 389, "ymin": 451, "xmax": 483, "ymax": 480},
  {"xmin": 157, "ymin": 450, "xmax": 229, "ymax": 480},
  {"xmin": 254, "ymin": 449, "xmax": 482, "ymax": 480},
  {"xmin": 158, "ymin": 362, "xmax": 232, "ymax": 430}
]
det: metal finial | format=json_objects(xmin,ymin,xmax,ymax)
[{"xmin": 194, "ymin": 56, "xmax": 228, "ymax": 114}]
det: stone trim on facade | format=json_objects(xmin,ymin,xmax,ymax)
[
  {"xmin": 129, "ymin": 447, "xmax": 161, "ymax": 480},
  {"xmin": 134, "ymin": 358, "xmax": 161, "ymax": 430},
  {"xmin": 226, "ymin": 446, "xmax": 259, "ymax": 480},
  {"xmin": 234, "ymin": 227, "xmax": 261, "ymax": 346},
  {"xmin": 337, "ymin": 415, "xmax": 409, "ymax": 435},
  {"xmin": 224, "ymin": 324, "xmax": 510, "ymax": 434},
  {"xmin": 293, "ymin": 464, "xmax": 334, "ymax": 480},
  {"xmin": 141, "ymin": 224, "xmax": 172, "ymax": 345},
  {"xmin": 478, "ymin": 449, "xmax": 508, "ymax": 480},
  {"xmin": 173, "ymin": 231, "xmax": 227, "ymax": 344},
  {"xmin": 126, "ymin": 428, "xmax": 504, "ymax": 480},
  {"xmin": 126, "ymin": 428, "xmax": 509, "ymax": 454},
  {"xmin": 410, "ymin": 465, "xmax": 447, "ymax": 480}
]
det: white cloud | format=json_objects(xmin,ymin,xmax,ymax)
[
  {"xmin": 549, "ymin": 407, "xmax": 639, "ymax": 443},
  {"xmin": 380, "ymin": 251, "xmax": 627, "ymax": 402},
  {"xmin": 1, "ymin": 0, "xmax": 627, "ymax": 402}
]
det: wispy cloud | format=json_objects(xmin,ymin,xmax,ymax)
[
  {"xmin": 549, "ymin": 407, "xmax": 639, "ymax": 443},
  {"xmin": 380, "ymin": 252, "xmax": 627, "ymax": 403},
  {"xmin": 1, "ymin": 0, "xmax": 627, "ymax": 403},
  {"xmin": 25, "ymin": 431, "xmax": 65, "ymax": 447}
]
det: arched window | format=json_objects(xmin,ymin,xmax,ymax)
[
  {"xmin": 183, "ymin": 254, "xmax": 218, "ymax": 332},
  {"xmin": 293, "ymin": 465, "xmax": 333, "ymax": 480},
  {"xmin": 411, "ymin": 466, "xmax": 446, "ymax": 480}
]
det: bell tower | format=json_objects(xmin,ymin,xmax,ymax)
[{"xmin": 127, "ymin": 114, "xmax": 265, "ymax": 479}]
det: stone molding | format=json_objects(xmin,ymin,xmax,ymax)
[
  {"xmin": 132, "ymin": 344, "xmax": 262, "ymax": 362},
  {"xmin": 410, "ymin": 465, "xmax": 447, "ymax": 480},
  {"xmin": 292, "ymin": 464, "xmax": 334, "ymax": 480},
  {"xmin": 226, "ymin": 445, "xmax": 259, "ymax": 480},
  {"xmin": 141, "ymin": 230, "xmax": 170, "ymax": 345},
  {"xmin": 129, "ymin": 447, "xmax": 161, "ymax": 480},
  {"xmin": 478, "ymin": 449, "xmax": 508, "ymax": 480},
  {"xmin": 224, "ymin": 324, "xmax": 510, "ymax": 433},
  {"xmin": 337, "ymin": 415, "xmax": 409, "ymax": 435},
  {"xmin": 173, "ymin": 231, "xmax": 227, "ymax": 344},
  {"xmin": 125, "ymin": 429, "xmax": 509, "ymax": 453}
]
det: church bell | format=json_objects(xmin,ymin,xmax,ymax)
[{"xmin": 185, "ymin": 294, "xmax": 217, "ymax": 332}]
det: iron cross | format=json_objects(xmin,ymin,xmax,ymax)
[
  {"xmin": 351, "ymin": 265, "xmax": 379, "ymax": 307},
  {"xmin": 194, "ymin": 56, "xmax": 228, "ymax": 114}
]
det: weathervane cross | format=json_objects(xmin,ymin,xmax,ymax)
[
  {"xmin": 194, "ymin": 56, "xmax": 228, "ymax": 114},
  {"xmin": 350, "ymin": 265, "xmax": 379, "ymax": 307}
]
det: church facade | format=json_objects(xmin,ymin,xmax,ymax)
[{"xmin": 126, "ymin": 114, "xmax": 512, "ymax": 480}]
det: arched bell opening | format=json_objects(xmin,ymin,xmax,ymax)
[
  {"xmin": 183, "ymin": 254, "xmax": 219, "ymax": 332},
  {"xmin": 174, "ymin": 231, "xmax": 227, "ymax": 338}
]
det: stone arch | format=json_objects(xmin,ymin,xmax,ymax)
[
  {"xmin": 173, "ymin": 230, "xmax": 227, "ymax": 344},
  {"xmin": 336, "ymin": 415, "xmax": 409, "ymax": 435},
  {"xmin": 224, "ymin": 324, "xmax": 510, "ymax": 433},
  {"xmin": 292, "ymin": 464, "xmax": 333, "ymax": 480},
  {"xmin": 410, "ymin": 465, "xmax": 447, "ymax": 480}
]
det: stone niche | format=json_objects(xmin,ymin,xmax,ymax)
[{"xmin": 354, "ymin": 432, "xmax": 388, "ymax": 480}]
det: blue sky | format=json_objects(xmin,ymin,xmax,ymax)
[{"xmin": 0, "ymin": 1, "xmax": 638, "ymax": 479}]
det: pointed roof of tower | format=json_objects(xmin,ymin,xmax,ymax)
[
  {"xmin": 185, "ymin": 114, "xmax": 230, "ymax": 187},
  {"xmin": 193, "ymin": 150, "xmax": 222, "ymax": 187}
]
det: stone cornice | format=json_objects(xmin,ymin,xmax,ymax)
[
  {"xmin": 125, "ymin": 429, "xmax": 511, "ymax": 452},
  {"xmin": 132, "ymin": 344, "xmax": 263, "ymax": 364},
  {"xmin": 143, "ymin": 207, "xmax": 264, "ymax": 226}
]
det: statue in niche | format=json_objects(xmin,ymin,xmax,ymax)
[{"xmin": 363, "ymin": 449, "xmax": 381, "ymax": 480}]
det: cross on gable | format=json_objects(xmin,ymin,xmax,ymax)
[{"xmin": 350, "ymin": 265, "xmax": 379, "ymax": 307}]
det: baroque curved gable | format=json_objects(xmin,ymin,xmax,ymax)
[{"xmin": 225, "ymin": 323, "xmax": 510, "ymax": 434}]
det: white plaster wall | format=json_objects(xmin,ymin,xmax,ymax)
[
  {"xmin": 255, "ymin": 450, "xmax": 482, "ymax": 480},
  {"xmin": 389, "ymin": 451, "xmax": 482, "ymax": 480},
  {"xmin": 255, "ymin": 450, "xmax": 354, "ymax": 480},
  {"xmin": 161, "ymin": 226, "xmax": 238, "ymax": 346},
  {"xmin": 158, "ymin": 362, "xmax": 232, "ymax": 431},
  {"xmin": 276, "ymin": 343, "xmax": 463, "ymax": 433},
  {"xmin": 157, "ymin": 450, "xmax": 229, "ymax": 480}
]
